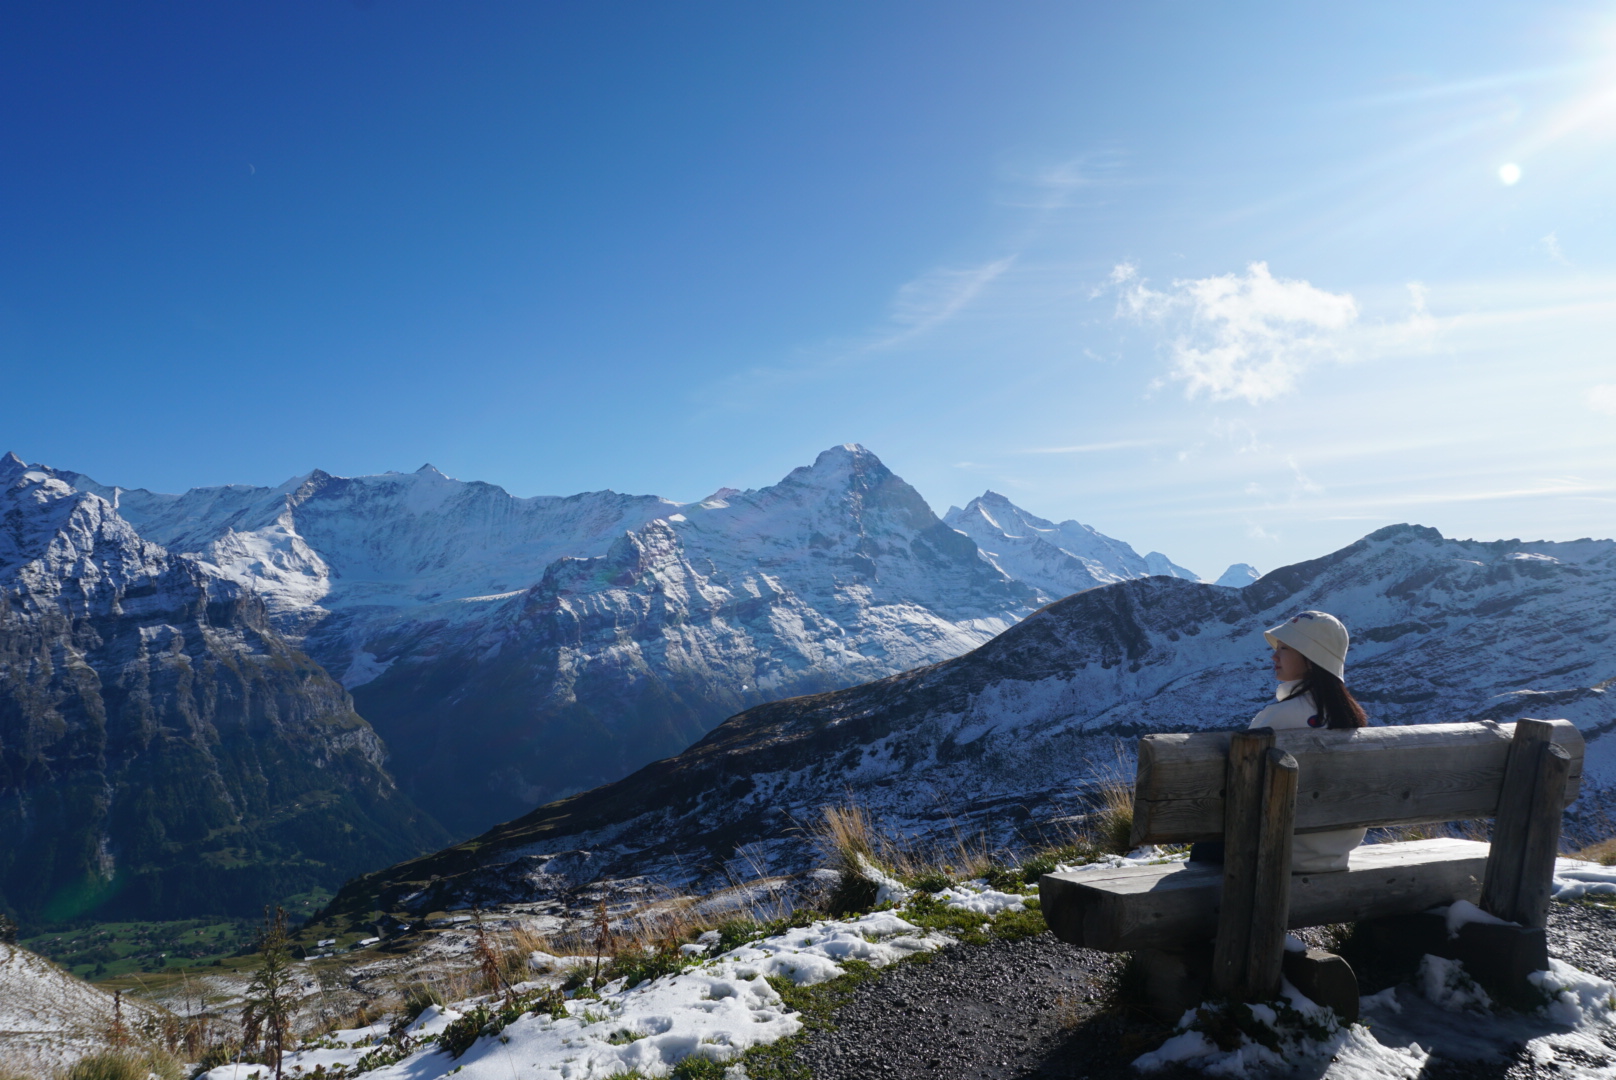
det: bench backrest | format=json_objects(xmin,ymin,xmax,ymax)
[{"xmin": 1130, "ymin": 719, "xmax": 1585, "ymax": 847}]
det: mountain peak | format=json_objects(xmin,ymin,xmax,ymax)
[
  {"xmin": 1214, "ymin": 563, "xmax": 1261, "ymax": 588},
  {"xmin": 415, "ymin": 463, "xmax": 450, "ymax": 479},
  {"xmin": 810, "ymin": 442, "xmax": 873, "ymax": 468},
  {"xmin": 0, "ymin": 451, "xmax": 25, "ymax": 479}
]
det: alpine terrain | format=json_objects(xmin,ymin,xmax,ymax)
[
  {"xmin": 325, "ymin": 523, "xmax": 1616, "ymax": 920},
  {"xmin": 0, "ymin": 456, "xmax": 446, "ymax": 926},
  {"xmin": 15, "ymin": 445, "xmax": 1199, "ymax": 838}
]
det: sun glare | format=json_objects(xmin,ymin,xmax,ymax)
[{"xmin": 1498, "ymin": 162, "xmax": 1522, "ymax": 185}]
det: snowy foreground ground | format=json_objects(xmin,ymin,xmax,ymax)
[{"xmin": 199, "ymin": 857, "xmax": 1616, "ymax": 1080}]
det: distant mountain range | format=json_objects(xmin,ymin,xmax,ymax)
[
  {"xmin": 323, "ymin": 523, "xmax": 1616, "ymax": 921},
  {"xmin": 1, "ymin": 445, "xmax": 1211, "ymax": 922}
]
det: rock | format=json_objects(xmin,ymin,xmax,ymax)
[{"xmin": 1282, "ymin": 947, "xmax": 1359, "ymax": 1022}]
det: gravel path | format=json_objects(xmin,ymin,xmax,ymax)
[{"xmin": 791, "ymin": 901, "xmax": 1616, "ymax": 1080}]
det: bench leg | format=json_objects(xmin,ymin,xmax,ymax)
[
  {"xmin": 1349, "ymin": 912, "xmax": 1548, "ymax": 1007},
  {"xmin": 1128, "ymin": 941, "xmax": 1215, "ymax": 1024},
  {"xmin": 1213, "ymin": 731, "xmax": 1299, "ymax": 1001},
  {"xmin": 1481, "ymin": 718, "xmax": 1572, "ymax": 928}
]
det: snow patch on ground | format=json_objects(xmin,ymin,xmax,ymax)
[
  {"xmin": 1137, "ymin": 958, "xmax": 1616, "ymax": 1078},
  {"xmin": 1555, "ymin": 857, "xmax": 1616, "ymax": 900},
  {"xmin": 197, "ymin": 910, "xmax": 944, "ymax": 1080},
  {"xmin": 934, "ymin": 881, "xmax": 1027, "ymax": 915}
]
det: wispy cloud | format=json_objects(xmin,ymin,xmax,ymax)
[
  {"xmin": 1020, "ymin": 439, "xmax": 1160, "ymax": 454},
  {"xmin": 998, "ymin": 151, "xmax": 1129, "ymax": 210},
  {"xmin": 1591, "ymin": 385, "xmax": 1616, "ymax": 416},
  {"xmin": 1542, "ymin": 232, "xmax": 1571, "ymax": 265},
  {"xmin": 879, "ymin": 256, "xmax": 1017, "ymax": 345},
  {"xmin": 1113, "ymin": 262, "xmax": 1359, "ymax": 402}
]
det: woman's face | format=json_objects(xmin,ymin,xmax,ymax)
[{"xmin": 1272, "ymin": 643, "xmax": 1310, "ymax": 682}]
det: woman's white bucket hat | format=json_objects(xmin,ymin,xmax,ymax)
[{"xmin": 1264, "ymin": 610, "xmax": 1349, "ymax": 680}]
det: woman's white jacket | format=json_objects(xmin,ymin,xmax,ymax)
[{"xmin": 1250, "ymin": 679, "xmax": 1364, "ymax": 873}]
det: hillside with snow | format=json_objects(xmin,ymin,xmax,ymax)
[
  {"xmin": 0, "ymin": 942, "xmax": 164, "ymax": 1072},
  {"xmin": 327, "ymin": 523, "xmax": 1616, "ymax": 919}
]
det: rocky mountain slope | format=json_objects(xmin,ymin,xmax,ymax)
[
  {"xmin": 324, "ymin": 523, "xmax": 1616, "ymax": 919},
  {"xmin": 24, "ymin": 445, "xmax": 1200, "ymax": 839},
  {"xmin": 943, "ymin": 491, "xmax": 1198, "ymax": 598},
  {"xmin": 0, "ymin": 456, "xmax": 446, "ymax": 926}
]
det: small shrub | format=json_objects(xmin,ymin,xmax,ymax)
[
  {"xmin": 607, "ymin": 944, "xmax": 690, "ymax": 989},
  {"xmin": 713, "ymin": 918, "xmax": 764, "ymax": 953},
  {"xmin": 908, "ymin": 870, "xmax": 952, "ymax": 894},
  {"xmin": 980, "ymin": 865, "xmax": 1022, "ymax": 892},
  {"xmin": 1094, "ymin": 780, "xmax": 1135, "ymax": 855},
  {"xmin": 669, "ymin": 1056, "xmax": 727, "ymax": 1079},
  {"xmin": 436, "ymin": 986, "xmax": 567, "ymax": 1059},
  {"xmin": 398, "ymin": 984, "xmax": 446, "ymax": 1026}
]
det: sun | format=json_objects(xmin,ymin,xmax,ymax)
[{"xmin": 1498, "ymin": 162, "xmax": 1522, "ymax": 185}]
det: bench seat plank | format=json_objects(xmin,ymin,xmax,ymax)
[
  {"xmin": 1132, "ymin": 721, "xmax": 1583, "ymax": 846},
  {"xmin": 1041, "ymin": 838, "xmax": 1488, "ymax": 952}
]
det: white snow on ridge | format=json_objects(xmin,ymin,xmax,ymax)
[{"xmin": 944, "ymin": 490, "xmax": 1199, "ymax": 601}]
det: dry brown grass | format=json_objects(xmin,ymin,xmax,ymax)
[
  {"xmin": 1093, "ymin": 776, "xmax": 1136, "ymax": 855},
  {"xmin": 1574, "ymin": 837, "xmax": 1616, "ymax": 866}
]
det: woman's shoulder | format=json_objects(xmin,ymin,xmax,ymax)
[{"xmin": 1250, "ymin": 692, "xmax": 1323, "ymax": 731}]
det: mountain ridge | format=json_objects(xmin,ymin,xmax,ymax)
[
  {"xmin": 319, "ymin": 522, "xmax": 1616, "ymax": 920},
  {"xmin": 9, "ymin": 445, "xmax": 1203, "ymax": 838}
]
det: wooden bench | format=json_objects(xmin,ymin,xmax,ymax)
[{"xmin": 1041, "ymin": 719, "xmax": 1585, "ymax": 1017}]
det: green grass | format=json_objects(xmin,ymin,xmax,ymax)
[
  {"xmin": 21, "ymin": 885, "xmax": 340, "ymax": 981},
  {"xmin": 22, "ymin": 918, "xmax": 257, "ymax": 980}
]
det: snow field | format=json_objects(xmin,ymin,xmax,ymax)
[{"xmin": 1133, "ymin": 954, "xmax": 1616, "ymax": 1078}]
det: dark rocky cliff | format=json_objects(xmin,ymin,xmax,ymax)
[{"xmin": 0, "ymin": 457, "xmax": 447, "ymax": 926}]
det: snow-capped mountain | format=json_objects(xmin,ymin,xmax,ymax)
[
  {"xmin": 326, "ymin": 523, "xmax": 1616, "ymax": 918},
  {"xmin": 1216, "ymin": 562, "xmax": 1262, "ymax": 588},
  {"xmin": 0, "ymin": 454, "xmax": 446, "ymax": 925},
  {"xmin": 8, "ymin": 445, "xmax": 1204, "ymax": 841},
  {"xmin": 349, "ymin": 445, "xmax": 1041, "ymax": 834},
  {"xmin": 45, "ymin": 460, "xmax": 683, "ymax": 656},
  {"xmin": 943, "ymin": 491, "xmax": 1198, "ymax": 600}
]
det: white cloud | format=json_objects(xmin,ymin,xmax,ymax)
[
  {"xmin": 1113, "ymin": 262, "xmax": 1359, "ymax": 403},
  {"xmin": 1591, "ymin": 384, "xmax": 1616, "ymax": 416}
]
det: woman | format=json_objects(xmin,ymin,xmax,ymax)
[
  {"xmin": 1191, "ymin": 610, "xmax": 1369, "ymax": 872},
  {"xmin": 1254, "ymin": 610, "xmax": 1368, "ymax": 872}
]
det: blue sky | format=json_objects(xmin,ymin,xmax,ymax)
[{"xmin": 3, "ymin": 2, "xmax": 1613, "ymax": 578}]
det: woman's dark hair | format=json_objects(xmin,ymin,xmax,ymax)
[{"xmin": 1284, "ymin": 663, "xmax": 1368, "ymax": 729}]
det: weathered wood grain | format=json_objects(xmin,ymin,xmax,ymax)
[
  {"xmin": 1246, "ymin": 748, "xmax": 1298, "ymax": 999},
  {"xmin": 1481, "ymin": 719, "xmax": 1555, "ymax": 920},
  {"xmin": 1040, "ymin": 838, "xmax": 1488, "ymax": 952},
  {"xmin": 1130, "ymin": 720, "xmax": 1584, "ymax": 846},
  {"xmin": 1514, "ymin": 741, "xmax": 1571, "ymax": 928},
  {"xmin": 1212, "ymin": 729, "xmax": 1273, "ymax": 996}
]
